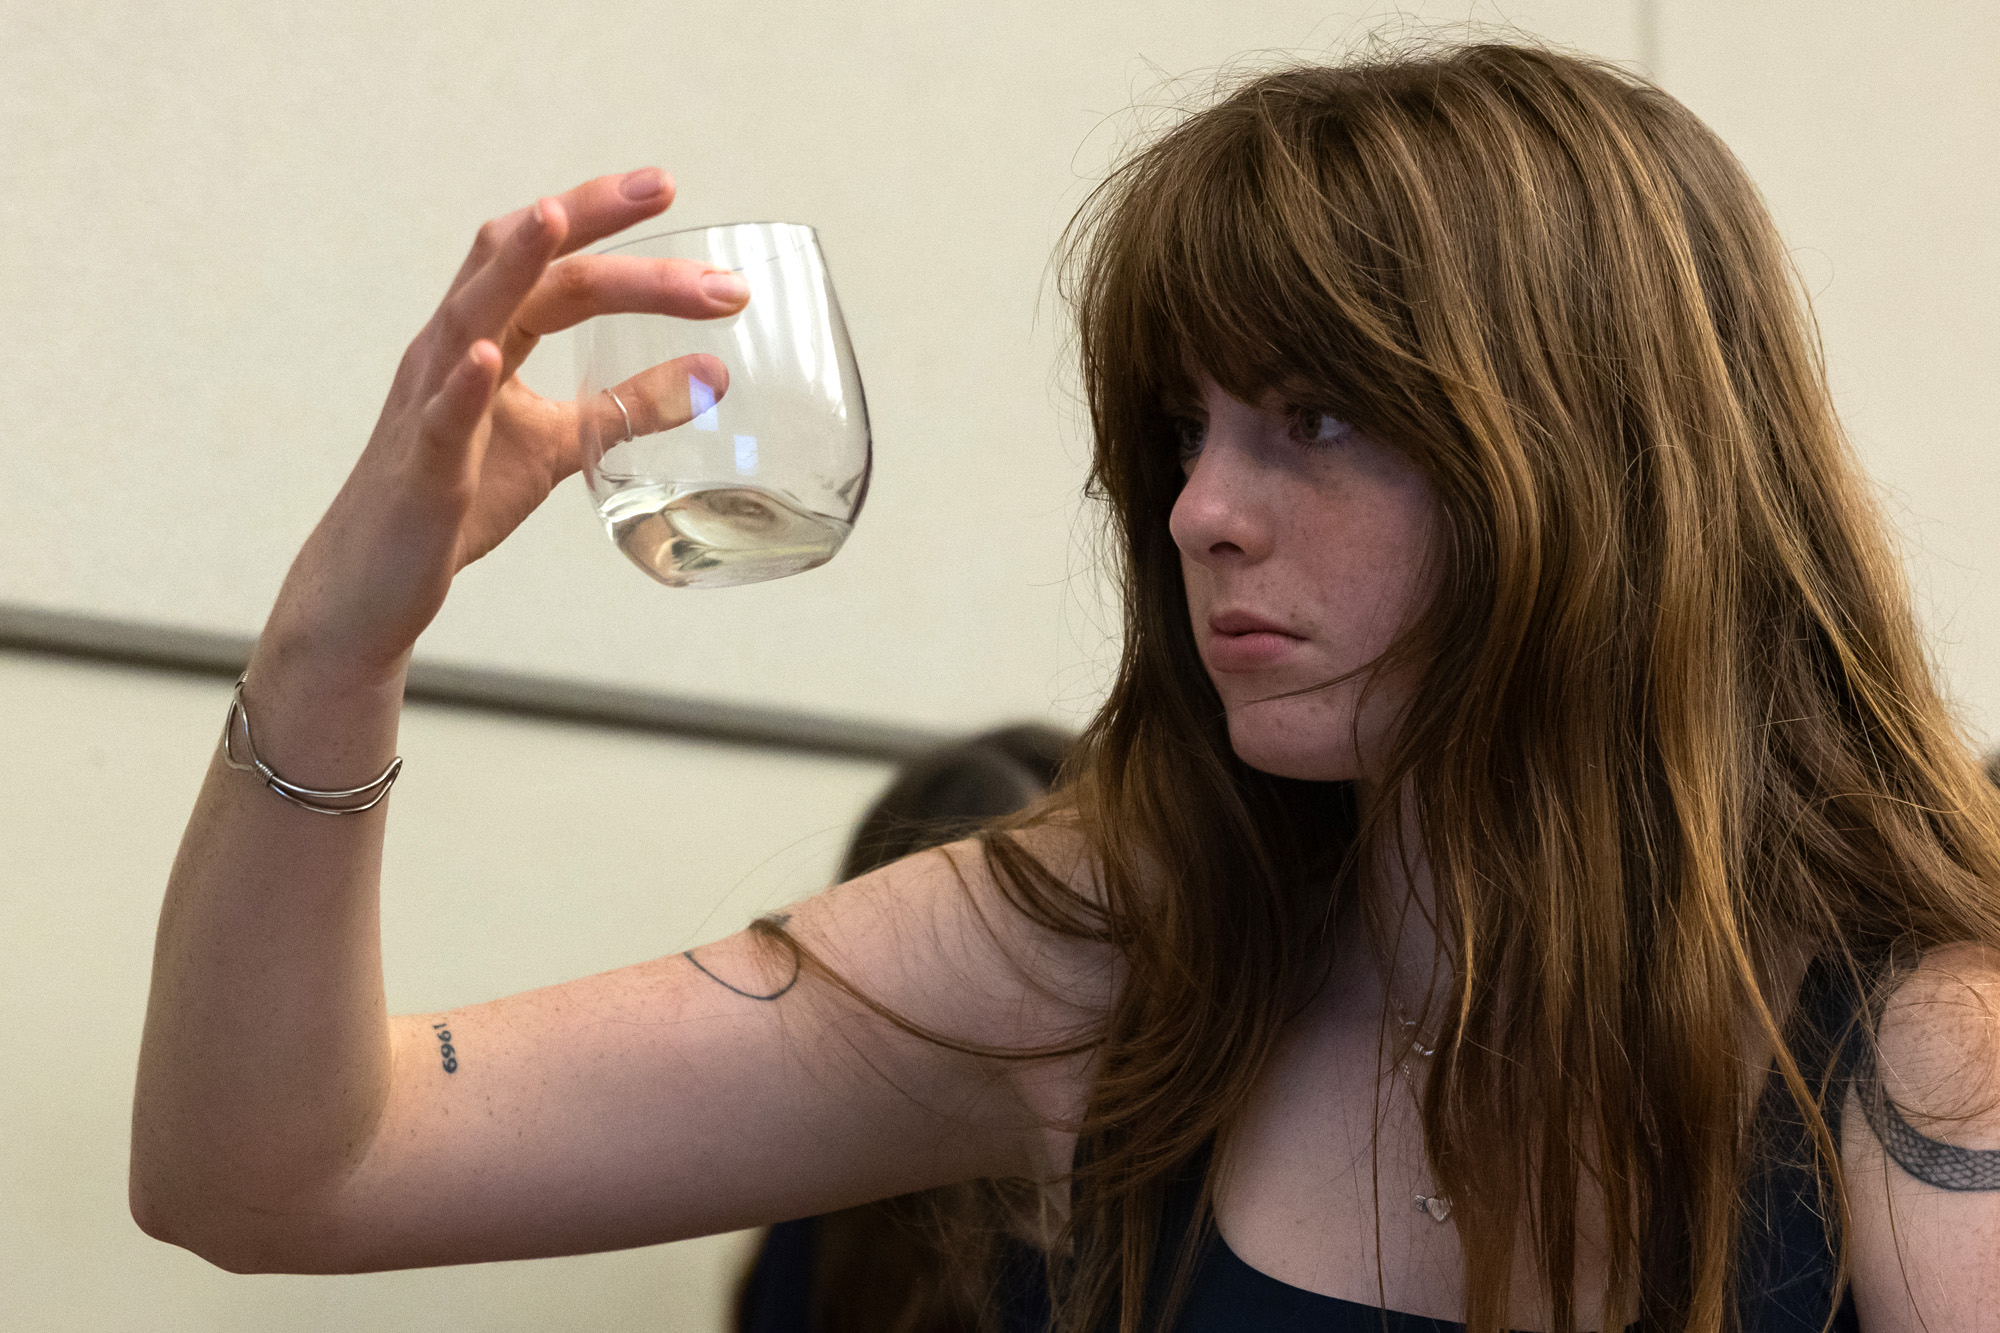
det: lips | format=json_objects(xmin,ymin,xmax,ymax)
[{"xmin": 1204, "ymin": 610, "xmax": 1305, "ymax": 672}]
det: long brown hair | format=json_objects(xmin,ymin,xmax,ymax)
[
  {"xmin": 1034, "ymin": 39, "xmax": 2000, "ymax": 1333},
  {"xmin": 762, "ymin": 39, "xmax": 2000, "ymax": 1333}
]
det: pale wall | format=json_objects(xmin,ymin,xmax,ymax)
[
  {"xmin": 0, "ymin": 0, "xmax": 1642, "ymax": 733},
  {"xmin": 4, "ymin": 0, "xmax": 1997, "ymax": 1330}
]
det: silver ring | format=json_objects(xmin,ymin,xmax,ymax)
[{"xmin": 604, "ymin": 389, "xmax": 635, "ymax": 444}]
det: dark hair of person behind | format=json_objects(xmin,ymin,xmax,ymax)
[
  {"xmin": 839, "ymin": 725, "xmax": 1070, "ymax": 883},
  {"xmin": 736, "ymin": 724, "xmax": 1073, "ymax": 1333}
]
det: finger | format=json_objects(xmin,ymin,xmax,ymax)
[
  {"xmin": 541, "ymin": 167, "xmax": 676, "ymax": 260},
  {"xmin": 443, "ymin": 167, "xmax": 674, "ymax": 296},
  {"xmin": 586, "ymin": 354, "xmax": 732, "ymax": 448},
  {"xmin": 432, "ymin": 197, "xmax": 570, "ymax": 373},
  {"xmin": 498, "ymin": 255, "xmax": 750, "ymax": 373},
  {"xmin": 418, "ymin": 340, "xmax": 504, "ymax": 476},
  {"xmin": 522, "ymin": 255, "xmax": 750, "ymax": 335}
]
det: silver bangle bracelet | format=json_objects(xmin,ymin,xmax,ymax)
[{"xmin": 220, "ymin": 675, "xmax": 403, "ymax": 815}]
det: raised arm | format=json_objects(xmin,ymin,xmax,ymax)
[{"xmin": 128, "ymin": 173, "xmax": 1108, "ymax": 1273}]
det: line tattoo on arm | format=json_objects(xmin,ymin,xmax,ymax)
[
  {"xmin": 684, "ymin": 914, "xmax": 801, "ymax": 1002},
  {"xmin": 430, "ymin": 1020, "xmax": 459, "ymax": 1074},
  {"xmin": 1855, "ymin": 1044, "xmax": 2000, "ymax": 1190}
]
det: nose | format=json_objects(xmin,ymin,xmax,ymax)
[{"xmin": 1169, "ymin": 436, "xmax": 1272, "ymax": 568}]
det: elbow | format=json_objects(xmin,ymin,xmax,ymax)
[
  {"xmin": 128, "ymin": 1173, "xmax": 256, "ymax": 1273},
  {"xmin": 128, "ymin": 1102, "xmax": 240, "ymax": 1266},
  {"xmin": 128, "ymin": 1153, "xmax": 195, "ymax": 1251},
  {"xmin": 128, "ymin": 1171, "xmax": 175, "ymax": 1247},
  {"xmin": 129, "ymin": 1112, "xmax": 329, "ymax": 1272},
  {"xmin": 128, "ymin": 1166, "xmax": 330, "ymax": 1275},
  {"xmin": 128, "ymin": 1100, "xmax": 384, "ymax": 1274}
]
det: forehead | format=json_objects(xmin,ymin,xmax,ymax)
[{"xmin": 1164, "ymin": 363, "xmax": 1340, "ymax": 420}]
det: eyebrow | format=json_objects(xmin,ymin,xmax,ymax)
[{"xmin": 1155, "ymin": 382, "xmax": 1203, "ymax": 416}]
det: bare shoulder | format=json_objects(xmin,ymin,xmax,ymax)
[
  {"xmin": 778, "ymin": 817, "xmax": 1119, "ymax": 1180},
  {"xmin": 1870, "ymin": 942, "xmax": 2000, "ymax": 1141},
  {"xmin": 784, "ymin": 817, "xmax": 1122, "ymax": 1055},
  {"xmin": 1844, "ymin": 943, "xmax": 2000, "ymax": 1333}
]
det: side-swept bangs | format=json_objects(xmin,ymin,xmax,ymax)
[{"xmin": 1068, "ymin": 62, "xmax": 1446, "ymax": 516}]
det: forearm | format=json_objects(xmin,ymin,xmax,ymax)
[
  {"xmin": 126, "ymin": 168, "xmax": 747, "ymax": 1269},
  {"xmin": 130, "ymin": 631, "xmax": 408, "ymax": 1261}
]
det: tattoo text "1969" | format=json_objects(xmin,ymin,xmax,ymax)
[{"xmin": 431, "ymin": 1021, "xmax": 458, "ymax": 1074}]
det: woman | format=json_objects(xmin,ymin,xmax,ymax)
[{"xmin": 131, "ymin": 42, "xmax": 2000, "ymax": 1333}]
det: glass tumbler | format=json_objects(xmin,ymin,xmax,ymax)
[{"xmin": 574, "ymin": 222, "xmax": 871, "ymax": 589}]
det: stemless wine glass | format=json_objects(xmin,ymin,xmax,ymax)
[{"xmin": 574, "ymin": 222, "xmax": 871, "ymax": 589}]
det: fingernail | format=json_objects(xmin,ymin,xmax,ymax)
[
  {"xmin": 620, "ymin": 168, "xmax": 666, "ymax": 201},
  {"xmin": 529, "ymin": 198, "xmax": 550, "ymax": 233},
  {"xmin": 701, "ymin": 270, "xmax": 749, "ymax": 303}
]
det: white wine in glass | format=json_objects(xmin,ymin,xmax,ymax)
[{"xmin": 575, "ymin": 222, "xmax": 871, "ymax": 589}]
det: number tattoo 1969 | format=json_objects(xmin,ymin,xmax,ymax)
[{"xmin": 431, "ymin": 1021, "xmax": 458, "ymax": 1074}]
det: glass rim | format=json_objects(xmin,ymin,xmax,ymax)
[{"xmin": 593, "ymin": 219, "xmax": 821, "ymax": 260}]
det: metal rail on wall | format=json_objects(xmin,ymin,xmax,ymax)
[{"xmin": 0, "ymin": 602, "xmax": 948, "ymax": 764}]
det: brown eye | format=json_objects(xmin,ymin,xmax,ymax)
[
  {"xmin": 1173, "ymin": 417, "xmax": 1207, "ymax": 465},
  {"xmin": 1292, "ymin": 408, "xmax": 1354, "ymax": 448}
]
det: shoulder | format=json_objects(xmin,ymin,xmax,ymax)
[
  {"xmin": 778, "ymin": 818, "xmax": 1119, "ymax": 1179},
  {"xmin": 1843, "ymin": 943, "xmax": 2000, "ymax": 1333},
  {"xmin": 785, "ymin": 816, "xmax": 1122, "ymax": 1059},
  {"xmin": 1869, "ymin": 942, "xmax": 2000, "ymax": 1139}
]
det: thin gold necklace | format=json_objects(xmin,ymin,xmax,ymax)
[{"xmin": 1387, "ymin": 991, "xmax": 1453, "ymax": 1223}]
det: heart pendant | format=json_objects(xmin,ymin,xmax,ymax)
[{"xmin": 1415, "ymin": 1194, "xmax": 1452, "ymax": 1222}]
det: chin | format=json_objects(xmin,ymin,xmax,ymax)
[{"xmin": 1223, "ymin": 709, "xmax": 1367, "ymax": 782}]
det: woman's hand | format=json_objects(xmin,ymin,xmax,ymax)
[{"xmin": 263, "ymin": 167, "xmax": 747, "ymax": 689}]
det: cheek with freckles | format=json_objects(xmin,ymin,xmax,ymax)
[{"xmin": 1206, "ymin": 530, "xmax": 1435, "ymax": 781}]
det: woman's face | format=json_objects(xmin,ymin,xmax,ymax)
[{"xmin": 1169, "ymin": 376, "xmax": 1438, "ymax": 783}]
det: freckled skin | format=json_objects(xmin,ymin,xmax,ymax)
[
  {"xmin": 1170, "ymin": 381, "xmax": 1628, "ymax": 1323},
  {"xmin": 1169, "ymin": 377, "xmax": 1439, "ymax": 782}
]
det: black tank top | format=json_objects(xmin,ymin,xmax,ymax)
[{"xmin": 1001, "ymin": 952, "xmax": 1868, "ymax": 1333}]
